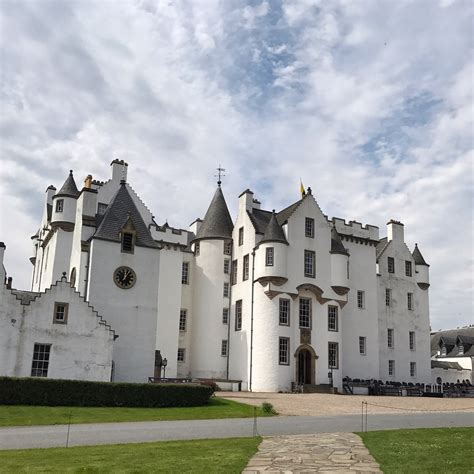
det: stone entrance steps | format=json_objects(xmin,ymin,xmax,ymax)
[{"xmin": 302, "ymin": 383, "xmax": 337, "ymax": 394}]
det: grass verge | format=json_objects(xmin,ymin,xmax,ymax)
[
  {"xmin": 359, "ymin": 427, "xmax": 474, "ymax": 473},
  {"xmin": 0, "ymin": 397, "xmax": 273, "ymax": 427},
  {"xmin": 0, "ymin": 437, "xmax": 261, "ymax": 473}
]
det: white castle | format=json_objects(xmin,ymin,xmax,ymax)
[{"xmin": 0, "ymin": 160, "xmax": 432, "ymax": 391}]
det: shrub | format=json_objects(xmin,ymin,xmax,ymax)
[
  {"xmin": 199, "ymin": 380, "xmax": 219, "ymax": 394},
  {"xmin": 0, "ymin": 377, "xmax": 213, "ymax": 408},
  {"xmin": 261, "ymin": 402, "xmax": 277, "ymax": 415}
]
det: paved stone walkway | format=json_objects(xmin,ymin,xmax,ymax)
[{"xmin": 243, "ymin": 433, "xmax": 381, "ymax": 473}]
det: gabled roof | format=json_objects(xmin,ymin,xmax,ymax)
[
  {"xmin": 93, "ymin": 183, "xmax": 157, "ymax": 248},
  {"xmin": 277, "ymin": 198, "xmax": 304, "ymax": 225},
  {"xmin": 259, "ymin": 212, "xmax": 288, "ymax": 245},
  {"xmin": 56, "ymin": 170, "xmax": 80, "ymax": 198},
  {"xmin": 247, "ymin": 208, "xmax": 272, "ymax": 234},
  {"xmin": 331, "ymin": 226, "xmax": 349, "ymax": 256},
  {"xmin": 431, "ymin": 327, "xmax": 474, "ymax": 357},
  {"xmin": 376, "ymin": 237, "xmax": 390, "ymax": 262},
  {"xmin": 413, "ymin": 244, "xmax": 429, "ymax": 266},
  {"xmin": 193, "ymin": 186, "xmax": 234, "ymax": 242}
]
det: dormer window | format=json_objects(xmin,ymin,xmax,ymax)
[
  {"xmin": 441, "ymin": 345, "xmax": 447, "ymax": 356},
  {"xmin": 55, "ymin": 199, "xmax": 64, "ymax": 213},
  {"xmin": 458, "ymin": 344, "xmax": 464, "ymax": 355},
  {"xmin": 121, "ymin": 232, "xmax": 134, "ymax": 253},
  {"xmin": 98, "ymin": 203, "xmax": 108, "ymax": 215}
]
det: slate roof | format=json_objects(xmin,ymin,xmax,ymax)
[
  {"xmin": 277, "ymin": 198, "xmax": 304, "ymax": 225},
  {"xmin": 431, "ymin": 360, "xmax": 464, "ymax": 370},
  {"xmin": 93, "ymin": 183, "xmax": 157, "ymax": 248},
  {"xmin": 431, "ymin": 327, "xmax": 474, "ymax": 357},
  {"xmin": 56, "ymin": 171, "xmax": 80, "ymax": 198},
  {"xmin": 259, "ymin": 212, "xmax": 288, "ymax": 245},
  {"xmin": 331, "ymin": 226, "xmax": 349, "ymax": 256},
  {"xmin": 247, "ymin": 208, "xmax": 272, "ymax": 234},
  {"xmin": 193, "ymin": 186, "xmax": 234, "ymax": 242},
  {"xmin": 376, "ymin": 237, "xmax": 390, "ymax": 262},
  {"xmin": 412, "ymin": 244, "xmax": 429, "ymax": 266}
]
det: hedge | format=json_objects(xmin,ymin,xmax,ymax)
[{"xmin": 0, "ymin": 377, "xmax": 214, "ymax": 408}]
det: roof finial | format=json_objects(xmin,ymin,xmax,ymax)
[{"xmin": 215, "ymin": 164, "xmax": 226, "ymax": 187}]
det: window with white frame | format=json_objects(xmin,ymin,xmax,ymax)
[
  {"xmin": 405, "ymin": 260, "xmax": 412, "ymax": 277},
  {"xmin": 238, "ymin": 227, "xmax": 244, "ymax": 246},
  {"xmin": 305, "ymin": 217, "xmax": 314, "ymax": 238},
  {"xmin": 357, "ymin": 290, "xmax": 365, "ymax": 309},
  {"xmin": 221, "ymin": 340, "xmax": 228, "ymax": 357},
  {"xmin": 385, "ymin": 288, "xmax": 391, "ymax": 307},
  {"xmin": 388, "ymin": 359, "xmax": 395, "ymax": 376},
  {"xmin": 243, "ymin": 254, "xmax": 249, "ymax": 281},
  {"xmin": 304, "ymin": 250, "xmax": 315, "ymax": 278},
  {"xmin": 231, "ymin": 260, "xmax": 238, "ymax": 285},
  {"xmin": 279, "ymin": 299, "xmax": 290, "ymax": 326},
  {"xmin": 181, "ymin": 262, "xmax": 189, "ymax": 284},
  {"xmin": 223, "ymin": 259, "xmax": 230, "ymax": 274},
  {"xmin": 409, "ymin": 331, "xmax": 416, "ymax": 351},
  {"xmin": 31, "ymin": 343, "xmax": 51, "ymax": 377},
  {"xmin": 179, "ymin": 309, "xmax": 187, "ymax": 332},
  {"xmin": 299, "ymin": 298, "xmax": 312, "ymax": 328},
  {"xmin": 223, "ymin": 282, "xmax": 230, "ymax": 298},
  {"xmin": 407, "ymin": 292, "xmax": 413, "ymax": 310},
  {"xmin": 55, "ymin": 199, "xmax": 64, "ymax": 213},
  {"xmin": 265, "ymin": 247, "xmax": 274, "ymax": 266},
  {"xmin": 387, "ymin": 328, "xmax": 394, "ymax": 348},
  {"xmin": 222, "ymin": 308, "xmax": 229, "ymax": 325},
  {"xmin": 235, "ymin": 300, "xmax": 242, "ymax": 330},
  {"xmin": 388, "ymin": 256, "xmax": 395, "ymax": 273},
  {"xmin": 279, "ymin": 337, "xmax": 290, "ymax": 365},
  {"xmin": 410, "ymin": 362, "xmax": 416, "ymax": 377},
  {"xmin": 328, "ymin": 305, "xmax": 338, "ymax": 331},
  {"xmin": 53, "ymin": 302, "xmax": 68, "ymax": 324},
  {"xmin": 359, "ymin": 336, "xmax": 366, "ymax": 355},
  {"xmin": 224, "ymin": 241, "xmax": 232, "ymax": 255},
  {"xmin": 328, "ymin": 342, "xmax": 339, "ymax": 369},
  {"xmin": 177, "ymin": 348, "xmax": 185, "ymax": 362},
  {"xmin": 194, "ymin": 242, "xmax": 200, "ymax": 256}
]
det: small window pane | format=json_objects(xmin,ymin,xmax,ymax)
[
  {"xmin": 235, "ymin": 300, "xmax": 242, "ymax": 330},
  {"xmin": 222, "ymin": 308, "xmax": 229, "ymax": 325},
  {"xmin": 359, "ymin": 336, "xmax": 366, "ymax": 355},
  {"xmin": 279, "ymin": 337, "xmax": 289, "ymax": 365},
  {"xmin": 328, "ymin": 342, "xmax": 339, "ymax": 369},
  {"xmin": 181, "ymin": 262, "xmax": 189, "ymax": 284},
  {"xmin": 304, "ymin": 250, "xmax": 315, "ymax": 277},
  {"xmin": 305, "ymin": 218, "xmax": 314, "ymax": 238},
  {"xmin": 328, "ymin": 305, "xmax": 338, "ymax": 331},
  {"xmin": 31, "ymin": 344, "xmax": 51, "ymax": 377},
  {"xmin": 243, "ymin": 254, "xmax": 249, "ymax": 281},
  {"xmin": 279, "ymin": 299, "xmax": 290, "ymax": 326},
  {"xmin": 405, "ymin": 260, "xmax": 412, "ymax": 277},
  {"xmin": 221, "ymin": 340, "xmax": 228, "ymax": 357},
  {"xmin": 388, "ymin": 257, "xmax": 395, "ymax": 273},
  {"xmin": 265, "ymin": 247, "xmax": 274, "ymax": 266},
  {"xmin": 299, "ymin": 298, "xmax": 311, "ymax": 328},
  {"xmin": 179, "ymin": 309, "xmax": 187, "ymax": 332}
]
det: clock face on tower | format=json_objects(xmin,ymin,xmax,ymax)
[{"xmin": 113, "ymin": 266, "xmax": 136, "ymax": 289}]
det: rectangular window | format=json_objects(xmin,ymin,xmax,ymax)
[
  {"xmin": 279, "ymin": 299, "xmax": 290, "ymax": 326},
  {"xmin": 121, "ymin": 232, "xmax": 134, "ymax": 253},
  {"xmin": 299, "ymin": 298, "xmax": 312, "ymax": 328},
  {"xmin": 221, "ymin": 340, "xmax": 228, "ymax": 357},
  {"xmin": 177, "ymin": 348, "xmax": 185, "ymax": 362},
  {"xmin": 388, "ymin": 257, "xmax": 395, "ymax": 274},
  {"xmin": 235, "ymin": 300, "xmax": 242, "ymax": 330},
  {"xmin": 388, "ymin": 359, "xmax": 395, "ymax": 376},
  {"xmin": 357, "ymin": 290, "xmax": 365, "ymax": 309},
  {"xmin": 223, "ymin": 259, "xmax": 230, "ymax": 274},
  {"xmin": 97, "ymin": 202, "xmax": 108, "ymax": 215},
  {"xmin": 279, "ymin": 337, "xmax": 290, "ymax": 365},
  {"xmin": 385, "ymin": 288, "xmax": 391, "ymax": 307},
  {"xmin": 328, "ymin": 305, "xmax": 338, "ymax": 331},
  {"xmin": 265, "ymin": 247, "xmax": 274, "ymax": 266},
  {"xmin": 224, "ymin": 241, "xmax": 232, "ymax": 255},
  {"xmin": 359, "ymin": 336, "xmax": 366, "ymax": 355},
  {"xmin": 388, "ymin": 328, "xmax": 394, "ymax": 348},
  {"xmin": 347, "ymin": 260, "xmax": 350, "ymax": 279},
  {"xmin": 243, "ymin": 254, "xmax": 249, "ymax": 281},
  {"xmin": 222, "ymin": 308, "xmax": 229, "ymax": 325},
  {"xmin": 179, "ymin": 309, "xmax": 187, "ymax": 332},
  {"xmin": 195, "ymin": 242, "xmax": 200, "ymax": 256},
  {"xmin": 405, "ymin": 260, "xmax": 412, "ymax": 277},
  {"xmin": 409, "ymin": 331, "xmax": 416, "ymax": 351},
  {"xmin": 328, "ymin": 342, "xmax": 339, "ymax": 369},
  {"xmin": 53, "ymin": 302, "xmax": 68, "ymax": 324},
  {"xmin": 55, "ymin": 199, "xmax": 64, "ymax": 213},
  {"xmin": 238, "ymin": 227, "xmax": 244, "ymax": 246},
  {"xmin": 304, "ymin": 250, "xmax": 315, "ymax": 278},
  {"xmin": 181, "ymin": 262, "xmax": 189, "ymax": 284},
  {"xmin": 305, "ymin": 217, "xmax": 314, "ymax": 238},
  {"xmin": 31, "ymin": 343, "xmax": 51, "ymax": 377},
  {"xmin": 410, "ymin": 362, "xmax": 416, "ymax": 377},
  {"xmin": 223, "ymin": 282, "xmax": 230, "ymax": 298},
  {"xmin": 231, "ymin": 260, "xmax": 238, "ymax": 285},
  {"xmin": 407, "ymin": 292, "xmax": 413, "ymax": 310}
]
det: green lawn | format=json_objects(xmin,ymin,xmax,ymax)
[
  {"xmin": 0, "ymin": 397, "xmax": 272, "ymax": 427},
  {"xmin": 360, "ymin": 427, "xmax": 474, "ymax": 473},
  {"xmin": 0, "ymin": 437, "xmax": 261, "ymax": 473}
]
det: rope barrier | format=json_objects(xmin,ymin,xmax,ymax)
[{"xmin": 363, "ymin": 401, "xmax": 474, "ymax": 412}]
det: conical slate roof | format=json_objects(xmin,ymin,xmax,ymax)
[
  {"xmin": 56, "ymin": 170, "xmax": 80, "ymax": 198},
  {"xmin": 330, "ymin": 226, "xmax": 349, "ymax": 256},
  {"xmin": 94, "ymin": 183, "xmax": 157, "ymax": 248},
  {"xmin": 193, "ymin": 186, "xmax": 234, "ymax": 242},
  {"xmin": 260, "ymin": 212, "xmax": 288, "ymax": 245},
  {"xmin": 412, "ymin": 244, "xmax": 429, "ymax": 266}
]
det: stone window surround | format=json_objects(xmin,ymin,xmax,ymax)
[{"xmin": 53, "ymin": 302, "xmax": 68, "ymax": 325}]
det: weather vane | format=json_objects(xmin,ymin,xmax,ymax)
[{"xmin": 215, "ymin": 164, "xmax": 226, "ymax": 186}]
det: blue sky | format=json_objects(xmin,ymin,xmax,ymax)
[{"xmin": 0, "ymin": 0, "xmax": 472, "ymax": 330}]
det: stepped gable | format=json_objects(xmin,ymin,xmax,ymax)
[
  {"xmin": 260, "ymin": 211, "xmax": 288, "ymax": 245},
  {"xmin": 331, "ymin": 225, "xmax": 349, "ymax": 256},
  {"xmin": 93, "ymin": 182, "xmax": 157, "ymax": 248},
  {"xmin": 193, "ymin": 186, "xmax": 234, "ymax": 242},
  {"xmin": 413, "ymin": 243, "xmax": 429, "ymax": 266},
  {"xmin": 56, "ymin": 170, "xmax": 80, "ymax": 198},
  {"xmin": 10, "ymin": 290, "xmax": 40, "ymax": 304}
]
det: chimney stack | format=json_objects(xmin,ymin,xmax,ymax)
[{"xmin": 387, "ymin": 219, "xmax": 405, "ymax": 242}]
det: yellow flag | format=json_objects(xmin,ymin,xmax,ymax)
[{"xmin": 300, "ymin": 180, "xmax": 306, "ymax": 197}]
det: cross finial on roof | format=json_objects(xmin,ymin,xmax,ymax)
[{"xmin": 215, "ymin": 164, "xmax": 226, "ymax": 187}]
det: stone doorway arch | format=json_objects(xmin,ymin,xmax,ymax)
[{"xmin": 294, "ymin": 344, "xmax": 318, "ymax": 385}]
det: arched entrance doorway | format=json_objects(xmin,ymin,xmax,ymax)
[{"xmin": 295, "ymin": 345, "xmax": 317, "ymax": 385}]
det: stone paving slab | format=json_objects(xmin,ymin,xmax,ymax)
[{"xmin": 243, "ymin": 433, "xmax": 381, "ymax": 473}]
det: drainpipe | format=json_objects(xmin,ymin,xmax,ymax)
[{"xmin": 249, "ymin": 248, "xmax": 256, "ymax": 392}]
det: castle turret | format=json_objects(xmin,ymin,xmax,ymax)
[
  {"xmin": 413, "ymin": 243, "xmax": 430, "ymax": 289},
  {"xmin": 51, "ymin": 170, "xmax": 80, "ymax": 231},
  {"xmin": 330, "ymin": 225, "xmax": 350, "ymax": 295}
]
